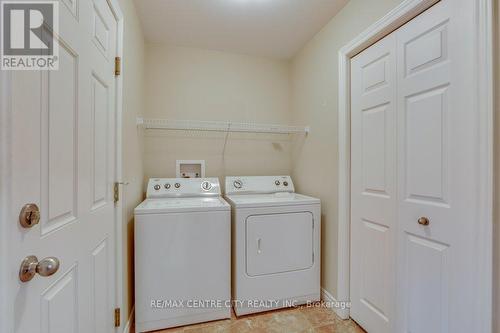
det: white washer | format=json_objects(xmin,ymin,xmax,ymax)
[
  {"xmin": 225, "ymin": 176, "xmax": 321, "ymax": 316},
  {"xmin": 135, "ymin": 178, "xmax": 231, "ymax": 332}
]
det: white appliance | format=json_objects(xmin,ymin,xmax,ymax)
[
  {"xmin": 225, "ymin": 176, "xmax": 321, "ymax": 316},
  {"xmin": 135, "ymin": 178, "xmax": 231, "ymax": 332}
]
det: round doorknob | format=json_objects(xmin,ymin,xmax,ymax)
[
  {"xmin": 19, "ymin": 256, "xmax": 60, "ymax": 282},
  {"xmin": 417, "ymin": 217, "xmax": 430, "ymax": 226}
]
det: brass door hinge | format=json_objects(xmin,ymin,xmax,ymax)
[
  {"xmin": 114, "ymin": 308, "xmax": 120, "ymax": 327},
  {"xmin": 115, "ymin": 56, "xmax": 121, "ymax": 76},
  {"xmin": 113, "ymin": 182, "xmax": 119, "ymax": 203},
  {"xmin": 114, "ymin": 181, "xmax": 129, "ymax": 203}
]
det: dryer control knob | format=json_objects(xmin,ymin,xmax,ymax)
[
  {"xmin": 233, "ymin": 180, "xmax": 243, "ymax": 189},
  {"xmin": 164, "ymin": 183, "xmax": 171, "ymax": 189},
  {"xmin": 154, "ymin": 184, "xmax": 161, "ymax": 191},
  {"xmin": 283, "ymin": 181, "xmax": 289, "ymax": 186},
  {"xmin": 175, "ymin": 183, "xmax": 181, "ymax": 188},
  {"xmin": 275, "ymin": 180, "xmax": 281, "ymax": 186}
]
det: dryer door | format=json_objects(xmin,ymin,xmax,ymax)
[{"xmin": 246, "ymin": 212, "xmax": 314, "ymax": 276}]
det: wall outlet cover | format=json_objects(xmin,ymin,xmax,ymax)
[{"xmin": 176, "ymin": 160, "xmax": 206, "ymax": 178}]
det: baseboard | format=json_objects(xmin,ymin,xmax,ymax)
[
  {"xmin": 123, "ymin": 305, "xmax": 135, "ymax": 333},
  {"xmin": 321, "ymin": 288, "xmax": 350, "ymax": 320}
]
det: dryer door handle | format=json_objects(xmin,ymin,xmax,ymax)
[{"xmin": 257, "ymin": 238, "xmax": 262, "ymax": 254}]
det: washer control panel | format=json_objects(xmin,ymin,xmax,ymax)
[
  {"xmin": 147, "ymin": 178, "xmax": 221, "ymax": 198},
  {"xmin": 225, "ymin": 176, "xmax": 294, "ymax": 195}
]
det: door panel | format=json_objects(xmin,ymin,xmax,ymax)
[
  {"xmin": 42, "ymin": 41, "xmax": 78, "ymax": 235},
  {"xmin": 360, "ymin": 219, "xmax": 390, "ymax": 322},
  {"xmin": 61, "ymin": 0, "xmax": 78, "ymax": 18},
  {"xmin": 92, "ymin": 6, "xmax": 111, "ymax": 57},
  {"xmin": 9, "ymin": 0, "xmax": 118, "ymax": 332},
  {"xmin": 396, "ymin": 1, "xmax": 477, "ymax": 332},
  {"xmin": 405, "ymin": 234, "xmax": 449, "ymax": 333},
  {"xmin": 405, "ymin": 85, "xmax": 449, "ymax": 204},
  {"xmin": 403, "ymin": 21, "xmax": 448, "ymax": 76},
  {"xmin": 91, "ymin": 239, "xmax": 109, "ymax": 332},
  {"xmin": 91, "ymin": 73, "xmax": 110, "ymax": 210},
  {"xmin": 362, "ymin": 103, "xmax": 389, "ymax": 195},
  {"xmin": 350, "ymin": 32, "xmax": 397, "ymax": 333},
  {"xmin": 246, "ymin": 212, "xmax": 313, "ymax": 276},
  {"xmin": 41, "ymin": 266, "xmax": 78, "ymax": 333}
]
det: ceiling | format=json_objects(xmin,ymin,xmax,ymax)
[{"xmin": 134, "ymin": 0, "xmax": 349, "ymax": 59}]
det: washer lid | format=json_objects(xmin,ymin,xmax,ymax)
[
  {"xmin": 135, "ymin": 197, "xmax": 230, "ymax": 214},
  {"xmin": 224, "ymin": 192, "xmax": 320, "ymax": 208}
]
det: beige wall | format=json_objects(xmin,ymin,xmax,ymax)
[
  {"xmin": 117, "ymin": 0, "xmax": 145, "ymax": 324},
  {"xmin": 143, "ymin": 44, "xmax": 293, "ymax": 181},
  {"xmin": 290, "ymin": 0, "xmax": 404, "ymax": 298}
]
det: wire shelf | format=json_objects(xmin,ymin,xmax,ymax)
[{"xmin": 137, "ymin": 118, "xmax": 309, "ymax": 135}]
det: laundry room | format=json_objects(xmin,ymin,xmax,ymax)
[
  {"xmin": 129, "ymin": 3, "xmax": 344, "ymax": 330},
  {"xmin": 1, "ymin": 0, "xmax": 498, "ymax": 333}
]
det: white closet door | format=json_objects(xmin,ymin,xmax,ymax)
[
  {"xmin": 350, "ymin": 33, "xmax": 397, "ymax": 333},
  {"xmin": 395, "ymin": 0, "xmax": 478, "ymax": 332},
  {"xmin": 351, "ymin": 1, "xmax": 480, "ymax": 332}
]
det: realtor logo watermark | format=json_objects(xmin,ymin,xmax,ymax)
[{"xmin": 1, "ymin": 1, "xmax": 59, "ymax": 70}]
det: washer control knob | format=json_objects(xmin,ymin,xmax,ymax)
[
  {"xmin": 201, "ymin": 181, "xmax": 212, "ymax": 191},
  {"xmin": 283, "ymin": 181, "xmax": 289, "ymax": 187},
  {"xmin": 154, "ymin": 184, "xmax": 161, "ymax": 191},
  {"xmin": 164, "ymin": 183, "xmax": 171, "ymax": 189},
  {"xmin": 233, "ymin": 180, "xmax": 243, "ymax": 189},
  {"xmin": 275, "ymin": 180, "xmax": 281, "ymax": 186},
  {"xmin": 174, "ymin": 183, "xmax": 181, "ymax": 189}
]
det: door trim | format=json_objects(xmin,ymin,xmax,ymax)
[
  {"xmin": 104, "ymin": 0, "xmax": 125, "ymax": 331},
  {"xmin": 0, "ymin": 66, "xmax": 13, "ymax": 333},
  {"xmin": 336, "ymin": 1, "xmax": 494, "ymax": 331}
]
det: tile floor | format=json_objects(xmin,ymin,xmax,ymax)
[{"xmin": 134, "ymin": 303, "xmax": 364, "ymax": 333}]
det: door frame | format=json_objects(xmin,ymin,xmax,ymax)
[
  {"xmin": 105, "ymin": 0, "xmax": 125, "ymax": 330},
  {"xmin": 336, "ymin": 0, "xmax": 494, "ymax": 331},
  {"xmin": 0, "ymin": 0, "xmax": 125, "ymax": 331}
]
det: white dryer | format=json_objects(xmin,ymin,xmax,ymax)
[
  {"xmin": 225, "ymin": 176, "xmax": 321, "ymax": 316},
  {"xmin": 135, "ymin": 178, "xmax": 231, "ymax": 332}
]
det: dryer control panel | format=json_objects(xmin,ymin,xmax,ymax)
[
  {"xmin": 225, "ymin": 176, "xmax": 295, "ymax": 195},
  {"xmin": 147, "ymin": 177, "xmax": 221, "ymax": 198}
]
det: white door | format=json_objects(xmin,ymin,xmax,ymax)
[
  {"xmin": 6, "ymin": 0, "xmax": 119, "ymax": 332},
  {"xmin": 351, "ymin": 0, "xmax": 480, "ymax": 332},
  {"xmin": 350, "ymin": 33, "xmax": 397, "ymax": 333},
  {"xmin": 395, "ymin": 1, "xmax": 478, "ymax": 332}
]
